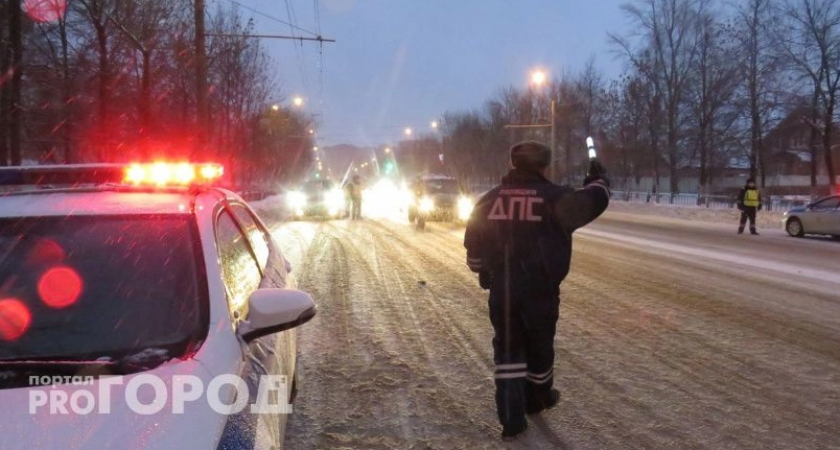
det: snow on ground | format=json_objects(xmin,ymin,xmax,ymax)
[
  {"xmin": 607, "ymin": 200, "xmax": 785, "ymax": 229},
  {"xmin": 260, "ymin": 209, "xmax": 840, "ymax": 450}
]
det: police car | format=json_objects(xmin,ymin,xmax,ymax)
[
  {"xmin": 782, "ymin": 194, "xmax": 840, "ymax": 239},
  {"xmin": 0, "ymin": 163, "xmax": 315, "ymax": 449}
]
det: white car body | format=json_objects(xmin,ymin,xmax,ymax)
[
  {"xmin": 0, "ymin": 185, "xmax": 314, "ymax": 450},
  {"xmin": 782, "ymin": 194, "xmax": 840, "ymax": 238}
]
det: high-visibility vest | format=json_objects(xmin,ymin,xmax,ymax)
[{"xmin": 744, "ymin": 189, "xmax": 760, "ymax": 207}]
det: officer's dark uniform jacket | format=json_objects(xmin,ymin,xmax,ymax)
[
  {"xmin": 463, "ymin": 168, "xmax": 609, "ymax": 429},
  {"xmin": 464, "ymin": 169, "xmax": 610, "ymax": 286}
]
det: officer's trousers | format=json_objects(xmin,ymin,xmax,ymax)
[
  {"xmin": 739, "ymin": 206, "xmax": 757, "ymax": 232},
  {"xmin": 488, "ymin": 273, "xmax": 560, "ymax": 428}
]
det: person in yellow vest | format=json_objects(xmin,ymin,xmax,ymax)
[{"xmin": 737, "ymin": 177, "xmax": 762, "ymax": 235}]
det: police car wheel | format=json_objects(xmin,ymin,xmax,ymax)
[{"xmin": 785, "ymin": 218, "xmax": 804, "ymax": 237}]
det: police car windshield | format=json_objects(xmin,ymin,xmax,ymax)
[{"xmin": 0, "ymin": 215, "xmax": 206, "ymax": 367}]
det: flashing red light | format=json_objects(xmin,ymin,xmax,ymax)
[
  {"xmin": 26, "ymin": 239, "xmax": 66, "ymax": 267},
  {"xmin": 23, "ymin": 0, "xmax": 67, "ymax": 23},
  {"xmin": 124, "ymin": 163, "xmax": 223, "ymax": 187},
  {"xmin": 0, "ymin": 298, "xmax": 32, "ymax": 341},
  {"xmin": 38, "ymin": 266, "xmax": 83, "ymax": 309}
]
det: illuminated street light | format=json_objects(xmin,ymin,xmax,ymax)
[
  {"xmin": 384, "ymin": 147, "xmax": 391, "ymax": 153},
  {"xmin": 293, "ymin": 96, "xmax": 304, "ymax": 107},
  {"xmin": 431, "ymin": 120, "xmax": 438, "ymax": 129},
  {"xmin": 313, "ymin": 146, "xmax": 318, "ymax": 151},
  {"xmin": 404, "ymin": 127, "xmax": 413, "ymax": 136},
  {"xmin": 531, "ymin": 69, "xmax": 547, "ymax": 87},
  {"xmin": 271, "ymin": 104, "xmax": 280, "ymax": 112}
]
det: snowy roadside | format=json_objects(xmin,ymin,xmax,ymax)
[
  {"xmin": 247, "ymin": 194, "xmax": 289, "ymax": 224},
  {"xmin": 248, "ymin": 192, "xmax": 788, "ymax": 232},
  {"xmin": 606, "ymin": 200, "xmax": 785, "ymax": 229}
]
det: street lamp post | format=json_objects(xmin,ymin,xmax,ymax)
[
  {"xmin": 505, "ymin": 69, "xmax": 558, "ymax": 182},
  {"xmin": 549, "ymin": 100, "xmax": 556, "ymax": 182}
]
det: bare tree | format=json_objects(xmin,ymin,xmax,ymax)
[
  {"xmin": 776, "ymin": 0, "xmax": 840, "ymax": 190},
  {"xmin": 733, "ymin": 0, "xmax": 782, "ymax": 186},
  {"xmin": 613, "ymin": 0, "xmax": 702, "ymax": 193},
  {"xmin": 687, "ymin": 5, "xmax": 740, "ymax": 191}
]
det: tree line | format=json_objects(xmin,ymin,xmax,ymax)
[
  {"xmin": 0, "ymin": 0, "xmax": 313, "ymax": 186},
  {"xmin": 429, "ymin": 0, "xmax": 839, "ymax": 195}
]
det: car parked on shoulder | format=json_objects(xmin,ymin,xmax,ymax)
[{"xmin": 782, "ymin": 194, "xmax": 840, "ymax": 239}]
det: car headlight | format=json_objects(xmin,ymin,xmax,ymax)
[
  {"xmin": 287, "ymin": 191, "xmax": 307, "ymax": 210},
  {"xmin": 419, "ymin": 196, "xmax": 434, "ymax": 213},
  {"xmin": 458, "ymin": 196, "xmax": 474, "ymax": 221},
  {"xmin": 325, "ymin": 189, "xmax": 345, "ymax": 213}
]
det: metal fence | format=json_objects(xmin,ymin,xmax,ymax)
[{"xmin": 610, "ymin": 191, "xmax": 809, "ymax": 212}]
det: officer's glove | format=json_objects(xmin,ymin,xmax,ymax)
[
  {"xmin": 584, "ymin": 158, "xmax": 610, "ymax": 188},
  {"xmin": 479, "ymin": 270, "xmax": 492, "ymax": 290}
]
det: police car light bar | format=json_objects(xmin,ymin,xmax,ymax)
[
  {"xmin": 123, "ymin": 163, "xmax": 224, "ymax": 186},
  {"xmin": 0, "ymin": 163, "xmax": 224, "ymax": 188}
]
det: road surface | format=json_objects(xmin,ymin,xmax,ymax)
[{"xmin": 267, "ymin": 210, "xmax": 840, "ymax": 450}]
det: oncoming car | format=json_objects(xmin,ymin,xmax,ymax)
[
  {"xmin": 0, "ymin": 163, "xmax": 315, "ymax": 450},
  {"xmin": 407, "ymin": 175, "xmax": 474, "ymax": 229},
  {"xmin": 782, "ymin": 194, "xmax": 840, "ymax": 239},
  {"xmin": 285, "ymin": 179, "xmax": 345, "ymax": 219}
]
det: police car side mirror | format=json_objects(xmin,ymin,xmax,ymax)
[{"xmin": 239, "ymin": 288, "xmax": 316, "ymax": 342}]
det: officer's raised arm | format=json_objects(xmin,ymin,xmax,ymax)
[{"xmin": 552, "ymin": 158, "xmax": 610, "ymax": 231}]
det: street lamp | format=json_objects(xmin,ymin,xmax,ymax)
[
  {"xmin": 531, "ymin": 70, "xmax": 547, "ymax": 87},
  {"xmin": 431, "ymin": 120, "xmax": 438, "ymax": 129},
  {"xmin": 404, "ymin": 127, "xmax": 413, "ymax": 136},
  {"xmin": 271, "ymin": 104, "xmax": 280, "ymax": 112},
  {"xmin": 293, "ymin": 96, "xmax": 304, "ymax": 107},
  {"xmin": 530, "ymin": 69, "xmax": 556, "ymax": 182},
  {"xmin": 384, "ymin": 147, "xmax": 391, "ymax": 153}
]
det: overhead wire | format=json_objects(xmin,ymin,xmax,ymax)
[
  {"xmin": 283, "ymin": 0, "xmax": 308, "ymax": 91},
  {"xmin": 221, "ymin": 0, "xmax": 318, "ymax": 37}
]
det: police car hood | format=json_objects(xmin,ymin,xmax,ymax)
[{"xmin": 0, "ymin": 360, "xmax": 227, "ymax": 450}]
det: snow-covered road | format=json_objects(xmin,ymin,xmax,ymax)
[{"xmin": 268, "ymin": 211, "xmax": 840, "ymax": 450}]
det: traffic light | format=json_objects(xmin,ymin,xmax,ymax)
[{"xmin": 384, "ymin": 161, "xmax": 394, "ymax": 174}]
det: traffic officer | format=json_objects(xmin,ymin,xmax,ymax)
[
  {"xmin": 464, "ymin": 140, "xmax": 610, "ymax": 440},
  {"xmin": 737, "ymin": 177, "xmax": 762, "ymax": 235},
  {"xmin": 345, "ymin": 175, "xmax": 363, "ymax": 220}
]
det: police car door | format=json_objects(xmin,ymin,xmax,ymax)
[
  {"xmin": 215, "ymin": 209, "xmax": 284, "ymax": 450},
  {"xmin": 809, "ymin": 196, "xmax": 840, "ymax": 234}
]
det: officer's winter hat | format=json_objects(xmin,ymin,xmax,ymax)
[
  {"xmin": 510, "ymin": 141, "xmax": 551, "ymax": 170},
  {"xmin": 746, "ymin": 177, "xmax": 756, "ymax": 184}
]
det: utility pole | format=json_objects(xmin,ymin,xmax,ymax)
[
  {"xmin": 9, "ymin": 0, "xmax": 22, "ymax": 165},
  {"xmin": 194, "ymin": 0, "xmax": 208, "ymax": 157}
]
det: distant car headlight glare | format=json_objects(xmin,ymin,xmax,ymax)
[
  {"xmin": 458, "ymin": 196, "xmax": 474, "ymax": 221},
  {"xmin": 287, "ymin": 191, "xmax": 307, "ymax": 209},
  {"xmin": 325, "ymin": 188, "xmax": 345, "ymax": 212},
  {"xmin": 419, "ymin": 196, "xmax": 434, "ymax": 213}
]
